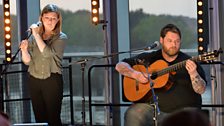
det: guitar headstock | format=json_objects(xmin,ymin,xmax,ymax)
[{"xmin": 199, "ymin": 48, "xmax": 223, "ymax": 63}]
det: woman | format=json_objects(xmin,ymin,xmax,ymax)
[{"xmin": 20, "ymin": 4, "xmax": 67, "ymax": 126}]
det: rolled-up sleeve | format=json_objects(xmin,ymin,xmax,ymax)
[
  {"xmin": 42, "ymin": 33, "xmax": 67, "ymax": 59},
  {"xmin": 28, "ymin": 32, "xmax": 68, "ymax": 79}
]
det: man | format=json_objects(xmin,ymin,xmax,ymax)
[{"xmin": 115, "ymin": 24, "xmax": 206, "ymax": 126}]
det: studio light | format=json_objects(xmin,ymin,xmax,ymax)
[
  {"xmin": 91, "ymin": 0, "xmax": 100, "ymax": 25},
  {"xmin": 3, "ymin": 0, "xmax": 12, "ymax": 63},
  {"xmin": 197, "ymin": 0, "xmax": 209, "ymax": 54}
]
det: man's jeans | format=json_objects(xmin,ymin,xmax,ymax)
[{"xmin": 124, "ymin": 103, "xmax": 168, "ymax": 126}]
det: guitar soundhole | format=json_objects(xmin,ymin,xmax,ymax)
[{"xmin": 151, "ymin": 72, "xmax": 158, "ymax": 80}]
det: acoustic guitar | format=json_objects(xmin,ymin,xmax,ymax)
[{"xmin": 123, "ymin": 49, "xmax": 222, "ymax": 102}]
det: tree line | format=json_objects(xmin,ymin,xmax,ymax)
[{"xmin": 0, "ymin": 6, "xmax": 197, "ymax": 55}]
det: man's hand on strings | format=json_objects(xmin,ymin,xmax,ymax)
[
  {"xmin": 133, "ymin": 71, "xmax": 149, "ymax": 84},
  {"xmin": 185, "ymin": 60, "xmax": 197, "ymax": 76}
]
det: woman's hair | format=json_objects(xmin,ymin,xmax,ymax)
[
  {"xmin": 39, "ymin": 4, "xmax": 62, "ymax": 35},
  {"xmin": 160, "ymin": 24, "xmax": 181, "ymax": 39}
]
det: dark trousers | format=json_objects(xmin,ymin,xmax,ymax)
[{"xmin": 28, "ymin": 73, "xmax": 63, "ymax": 126}]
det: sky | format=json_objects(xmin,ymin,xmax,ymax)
[
  {"xmin": 129, "ymin": 0, "xmax": 197, "ymax": 18},
  {"xmin": 0, "ymin": 0, "xmax": 197, "ymax": 18}
]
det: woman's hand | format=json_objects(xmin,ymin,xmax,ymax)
[
  {"xmin": 20, "ymin": 40, "xmax": 29, "ymax": 52},
  {"xmin": 29, "ymin": 23, "xmax": 40, "ymax": 37}
]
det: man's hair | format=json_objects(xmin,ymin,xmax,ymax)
[{"xmin": 160, "ymin": 24, "xmax": 181, "ymax": 39}]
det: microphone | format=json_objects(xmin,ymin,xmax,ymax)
[
  {"xmin": 144, "ymin": 41, "xmax": 160, "ymax": 50},
  {"xmin": 26, "ymin": 21, "xmax": 42, "ymax": 32}
]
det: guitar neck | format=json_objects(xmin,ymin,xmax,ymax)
[{"xmin": 156, "ymin": 56, "xmax": 199, "ymax": 77}]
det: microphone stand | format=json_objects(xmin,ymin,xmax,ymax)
[
  {"xmin": 0, "ymin": 31, "xmax": 32, "ymax": 111},
  {"xmin": 0, "ymin": 32, "xmax": 32, "ymax": 78},
  {"xmin": 144, "ymin": 64, "xmax": 160, "ymax": 126},
  {"xmin": 74, "ymin": 59, "xmax": 87, "ymax": 126},
  {"xmin": 69, "ymin": 46, "xmax": 153, "ymax": 125},
  {"xmin": 69, "ymin": 46, "xmax": 150, "ymax": 66}
]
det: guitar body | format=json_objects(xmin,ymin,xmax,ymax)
[
  {"xmin": 123, "ymin": 60, "xmax": 172, "ymax": 102},
  {"xmin": 122, "ymin": 49, "xmax": 221, "ymax": 102}
]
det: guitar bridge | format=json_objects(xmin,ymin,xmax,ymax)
[{"xmin": 135, "ymin": 80, "xmax": 139, "ymax": 92}]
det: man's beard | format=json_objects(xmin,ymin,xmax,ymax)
[{"xmin": 163, "ymin": 46, "xmax": 180, "ymax": 57}]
